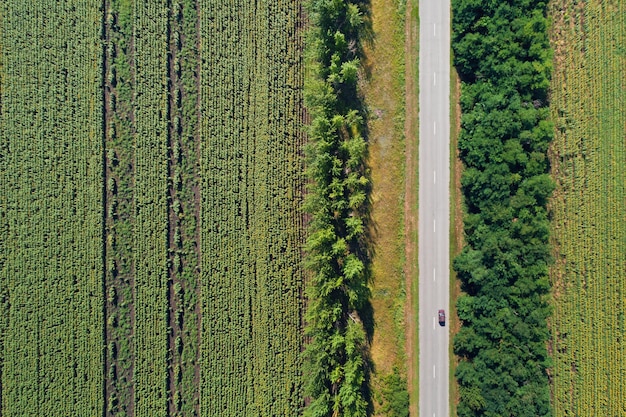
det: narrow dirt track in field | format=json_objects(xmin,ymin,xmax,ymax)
[
  {"xmin": 166, "ymin": 6, "xmax": 181, "ymax": 414},
  {"xmin": 166, "ymin": 1, "xmax": 202, "ymax": 414},
  {"xmin": 103, "ymin": 1, "xmax": 136, "ymax": 414}
]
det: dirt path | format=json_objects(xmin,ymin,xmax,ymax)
[
  {"xmin": 165, "ymin": 1, "xmax": 202, "ymax": 414},
  {"xmin": 403, "ymin": 0, "xmax": 420, "ymax": 415},
  {"xmin": 103, "ymin": 1, "xmax": 136, "ymax": 414}
]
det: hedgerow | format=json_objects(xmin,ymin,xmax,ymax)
[{"xmin": 302, "ymin": 1, "xmax": 373, "ymax": 416}]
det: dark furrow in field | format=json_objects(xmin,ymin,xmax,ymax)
[
  {"xmin": 191, "ymin": 0, "xmax": 203, "ymax": 409},
  {"xmin": 0, "ymin": 22, "xmax": 3, "ymax": 409},
  {"xmin": 103, "ymin": 1, "xmax": 136, "ymax": 415},
  {"xmin": 0, "ymin": 23, "xmax": 4, "ymax": 413},
  {"xmin": 166, "ymin": 1, "xmax": 202, "ymax": 415},
  {"xmin": 102, "ymin": 2, "xmax": 111, "ymax": 414},
  {"xmin": 0, "ymin": 28, "xmax": 5, "ymax": 410},
  {"xmin": 166, "ymin": 1, "xmax": 178, "ymax": 412}
]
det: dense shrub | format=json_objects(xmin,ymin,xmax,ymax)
[{"xmin": 380, "ymin": 368, "xmax": 409, "ymax": 417}]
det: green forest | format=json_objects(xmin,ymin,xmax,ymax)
[{"xmin": 452, "ymin": 0, "xmax": 554, "ymax": 415}]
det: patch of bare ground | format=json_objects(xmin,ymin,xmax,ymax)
[{"xmin": 166, "ymin": 6, "xmax": 181, "ymax": 415}]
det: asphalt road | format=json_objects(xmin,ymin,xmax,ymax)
[{"xmin": 418, "ymin": 0, "xmax": 451, "ymax": 416}]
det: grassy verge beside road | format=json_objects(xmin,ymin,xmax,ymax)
[
  {"xmin": 362, "ymin": 0, "xmax": 412, "ymax": 415},
  {"xmin": 403, "ymin": 0, "xmax": 420, "ymax": 415},
  {"xmin": 449, "ymin": 68, "xmax": 462, "ymax": 417}
]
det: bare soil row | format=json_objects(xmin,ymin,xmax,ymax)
[{"xmin": 102, "ymin": 2, "xmax": 203, "ymax": 415}]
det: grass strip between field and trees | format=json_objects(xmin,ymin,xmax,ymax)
[
  {"xmin": 362, "ymin": 0, "xmax": 412, "ymax": 415},
  {"xmin": 451, "ymin": 0, "xmax": 555, "ymax": 415}
]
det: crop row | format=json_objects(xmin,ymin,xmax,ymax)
[
  {"xmin": 199, "ymin": 0, "xmax": 306, "ymax": 415},
  {"xmin": 132, "ymin": 2, "xmax": 170, "ymax": 416},
  {"xmin": 548, "ymin": 1, "xmax": 626, "ymax": 415},
  {"xmin": 0, "ymin": 1, "xmax": 104, "ymax": 416},
  {"xmin": 241, "ymin": 1, "xmax": 306, "ymax": 414},
  {"xmin": 199, "ymin": 1, "xmax": 253, "ymax": 413}
]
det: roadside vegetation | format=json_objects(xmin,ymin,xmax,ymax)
[
  {"xmin": 302, "ymin": 0, "xmax": 374, "ymax": 415},
  {"xmin": 451, "ymin": 0, "xmax": 554, "ymax": 415},
  {"xmin": 359, "ymin": 0, "xmax": 410, "ymax": 416},
  {"xmin": 402, "ymin": 0, "xmax": 419, "ymax": 413},
  {"xmin": 548, "ymin": 1, "xmax": 626, "ymax": 415}
]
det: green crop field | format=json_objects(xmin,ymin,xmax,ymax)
[
  {"xmin": 1, "ymin": 0, "xmax": 308, "ymax": 415},
  {"xmin": 0, "ymin": 1, "xmax": 104, "ymax": 415},
  {"xmin": 199, "ymin": 0, "xmax": 306, "ymax": 414},
  {"xmin": 548, "ymin": 1, "xmax": 626, "ymax": 415}
]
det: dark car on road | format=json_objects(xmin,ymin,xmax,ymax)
[{"xmin": 438, "ymin": 309, "xmax": 445, "ymax": 326}]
